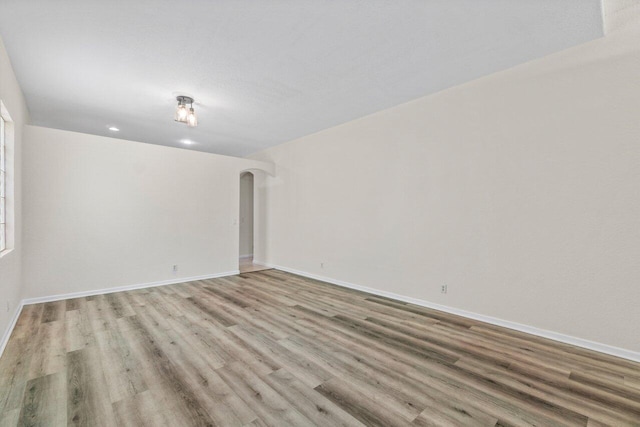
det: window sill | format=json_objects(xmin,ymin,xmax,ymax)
[{"xmin": 0, "ymin": 248, "xmax": 14, "ymax": 259}]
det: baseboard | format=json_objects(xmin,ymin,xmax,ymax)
[
  {"xmin": 21, "ymin": 270, "xmax": 240, "ymax": 306},
  {"xmin": 0, "ymin": 270, "xmax": 241, "ymax": 359},
  {"xmin": 262, "ymin": 263, "xmax": 640, "ymax": 363},
  {"xmin": 0, "ymin": 302, "xmax": 24, "ymax": 359},
  {"xmin": 239, "ymin": 254, "xmax": 253, "ymax": 260},
  {"xmin": 7, "ymin": 264, "xmax": 639, "ymax": 363}
]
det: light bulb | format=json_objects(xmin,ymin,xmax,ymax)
[
  {"xmin": 187, "ymin": 107, "xmax": 198, "ymax": 127},
  {"xmin": 175, "ymin": 104, "xmax": 188, "ymax": 122}
]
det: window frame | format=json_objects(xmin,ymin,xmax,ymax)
[
  {"xmin": 0, "ymin": 102, "xmax": 13, "ymax": 258},
  {"xmin": 0, "ymin": 114, "xmax": 6, "ymax": 253}
]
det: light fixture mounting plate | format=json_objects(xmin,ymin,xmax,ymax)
[{"xmin": 176, "ymin": 95, "xmax": 194, "ymax": 104}]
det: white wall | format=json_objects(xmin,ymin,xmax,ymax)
[
  {"xmin": 239, "ymin": 172, "xmax": 254, "ymax": 258},
  {"xmin": 603, "ymin": 0, "xmax": 640, "ymax": 34},
  {"xmin": 23, "ymin": 126, "xmax": 272, "ymax": 299},
  {"xmin": 250, "ymin": 22, "xmax": 640, "ymax": 353},
  {"xmin": 0, "ymin": 38, "xmax": 28, "ymax": 342}
]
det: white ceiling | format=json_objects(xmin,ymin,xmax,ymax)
[{"xmin": 0, "ymin": 1, "xmax": 603, "ymax": 157}]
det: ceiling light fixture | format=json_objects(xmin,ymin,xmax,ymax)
[
  {"xmin": 175, "ymin": 95, "xmax": 197, "ymax": 127},
  {"xmin": 108, "ymin": 126, "xmax": 119, "ymax": 131},
  {"xmin": 187, "ymin": 106, "xmax": 197, "ymax": 127}
]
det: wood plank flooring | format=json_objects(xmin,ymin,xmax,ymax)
[
  {"xmin": 238, "ymin": 258, "xmax": 271, "ymax": 274},
  {"xmin": 1, "ymin": 269, "xmax": 639, "ymax": 426}
]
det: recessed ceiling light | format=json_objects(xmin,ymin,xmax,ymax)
[
  {"xmin": 108, "ymin": 126, "xmax": 119, "ymax": 131},
  {"xmin": 180, "ymin": 139, "xmax": 193, "ymax": 145}
]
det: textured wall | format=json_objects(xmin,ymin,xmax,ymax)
[
  {"xmin": 0, "ymin": 38, "xmax": 29, "ymax": 345},
  {"xmin": 22, "ymin": 126, "xmax": 271, "ymax": 299},
  {"xmin": 251, "ymin": 23, "xmax": 640, "ymax": 352}
]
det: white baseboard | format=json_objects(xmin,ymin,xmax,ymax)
[
  {"xmin": 0, "ymin": 270, "xmax": 240, "ymax": 359},
  {"xmin": 0, "ymin": 265, "xmax": 242, "ymax": 360},
  {"xmin": 5, "ymin": 264, "xmax": 638, "ymax": 364},
  {"xmin": 21, "ymin": 270, "xmax": 240, "ymax": 306},
  {"xmin": 0, "ymin": 302, "xmax": 24, "ymax": 359},
  {"xmin": 261, "ymin": 263, "xmax": 640, "ymax": 363},
  {"xmin": 239, "ymin": 254, "xmax": 253, "ymax": 260}
]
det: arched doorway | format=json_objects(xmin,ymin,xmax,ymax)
[
  {"xmin": 239, "ymin": 171, "xmax": 254, "ymax": 261},
  {"xmin": 238, "ymin": 171, "xmax": 270, "ymax": 273}
]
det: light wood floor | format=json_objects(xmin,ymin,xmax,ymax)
[
  {"xmin": 1, "ymin": 270, "xmax": 639, "ymax": 426},
  {"xmin": 239, "ymin": 257, "xmax": 271, "ymax": 274}
]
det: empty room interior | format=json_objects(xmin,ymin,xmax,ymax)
[{"xmin": 1, "ymin": 1, "xmax": 639, "ymax": 426}]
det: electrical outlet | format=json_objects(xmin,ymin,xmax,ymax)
[
  {"xmin": 441, "ymin": 284, "xmax": 448, "ymax": 294},
  {"xmin": 172, "ymin": 265, "xmax": 178, "ymax": 275},
  {"xmin": 320, "ymin": 262, "xmax": 325, "ymax": 269}
]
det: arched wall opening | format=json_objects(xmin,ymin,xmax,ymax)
[
  {"xmin": 237, "ymin": 164, "xmax": 273, "ymax": 273},
  {"xmin": 239, "ymin": 171, "xmax": 254, "ymax": 261}
]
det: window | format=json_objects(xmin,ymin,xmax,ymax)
[{"xmin": 0, "ymin": 115, "xmax": 5, "ymax": 252}]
